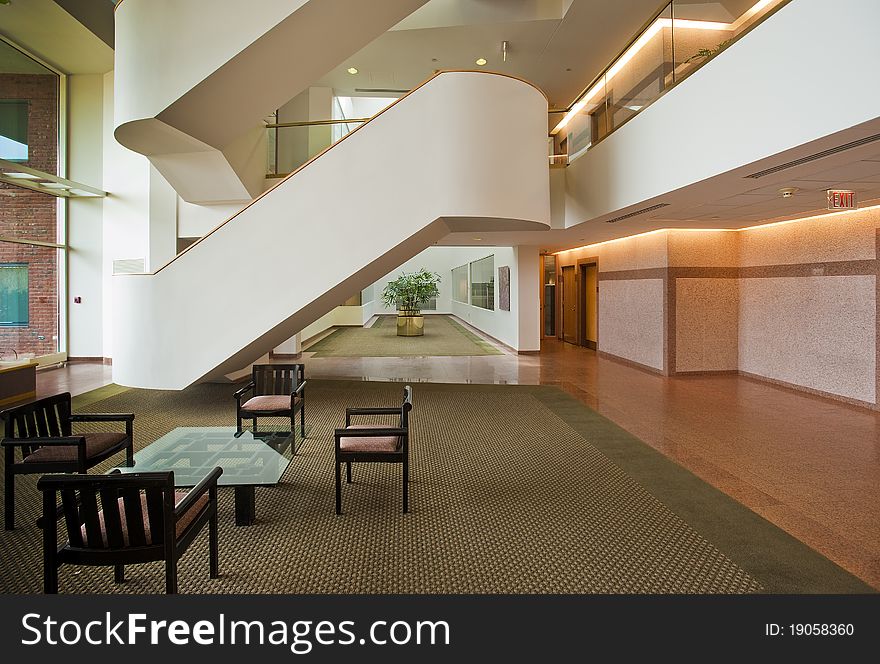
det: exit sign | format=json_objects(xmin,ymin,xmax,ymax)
[{"xmin": 827, "ymin": 189, "xmax": 857, "ymax": 210}]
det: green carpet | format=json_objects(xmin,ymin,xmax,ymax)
[
  {"xmin": 306, "ymin": 315, "xmax": 503, "ymax": 357},
  {"xmin": 0, "ymin": 380, "xmax": 870, "ymax": 594}
]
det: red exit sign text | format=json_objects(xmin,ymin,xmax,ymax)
[{"xmin": 826, "ymin": 189, "xmax": 857, "ymax": 210}]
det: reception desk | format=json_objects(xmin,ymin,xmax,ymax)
[{"xmin": 0, "ymin": 360, "xmax": 38, "ymax": 407}]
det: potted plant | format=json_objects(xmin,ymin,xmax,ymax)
[{"xmin": 381, "ymin": 268, "xmax": 441, "ymax": 337}]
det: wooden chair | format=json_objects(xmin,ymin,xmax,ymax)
[
  {"xmin": 334, "ymin": 385, "xmax": 412, "ymax": 515},
  {"xmin": 234, "ymin": 364, "xmax": 306, "ymax": 438},
  {"xmin": 2, "ymin": 392, "xmax": 134, "ymax": 530},
  {"xmin": 37, "ymin": 468, "xmax": 222, "ymax": 594}
]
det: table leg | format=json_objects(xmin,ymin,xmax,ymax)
[{"xmin": 234, "ymin": 486, "xmax": 256, "ymax": 526}]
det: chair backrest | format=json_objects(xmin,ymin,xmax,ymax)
[
  {"xmin": 400, "ymin": 385, "xmax": 413, "ymax": 430},
  {"xmin": 37, "ymin": 472, "xmax": 175, "ymax": 551},
  {"xmin": 252, "ymin": 364, "xmax": 304, "ymax": 397},
  {"xmin": 1, "ymin": 392, "xmax": 73, "ymax": 456}
]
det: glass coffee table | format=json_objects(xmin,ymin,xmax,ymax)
[{"xmin": 115, "ymin": 426, "xmax": 310, "ymax": 526}]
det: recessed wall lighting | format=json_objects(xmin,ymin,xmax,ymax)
[
  {"xmin": 475, "ymin": 58, "xmax": 487, "ymax": 66},
  {"xmin": 347, "ymin": 67, "xmax": 358, "ymax": 75}
]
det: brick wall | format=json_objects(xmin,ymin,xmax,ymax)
[{"xmin": 0, "ymin": 73, "xmax": 59, "ymax": 356}]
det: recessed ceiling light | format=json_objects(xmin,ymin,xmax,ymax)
[
  {"xmin": 473, "ymin": 237, "xmax": 483, "ymax": 241},
  {"xmin": 475, "ymin": 58, "xmax": 487, "ymax": 66},
  {"xmin": 347, "ymin": 67, "xmax": 358, "ymax": 75}
]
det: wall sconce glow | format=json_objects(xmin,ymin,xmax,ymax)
[
  {"xmin": 475, "ymin": 58, "xmax": 487, "ymax": 66},
  {"xmin": 347, "ymin": 67, "xmax": 358, "ymax": 75}
]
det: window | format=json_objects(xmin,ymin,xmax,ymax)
[
  {"xmin": 470, "ymin": 255, "xmax": 494, "ymax": 310},
  {"xmin": 0, "ymin": 263, "xmax": 28, "ymax": 327},
  {"xmin": 0, "ymin": 100, "xmax": 28, "ymax": 161},
  {"xmin": 452, "ymin": 265, "xmax": 468, "ymax": 303}
]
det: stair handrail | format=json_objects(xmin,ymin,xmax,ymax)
[{"xmin": 121, "ymin": 70, "xmax": 546, "ymax": 277}]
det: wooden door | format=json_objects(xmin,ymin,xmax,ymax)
[{"xmin": 561, "ymin": 265, "xmax": 576, "ymax": 344}]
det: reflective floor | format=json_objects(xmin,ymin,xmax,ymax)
[{"xmin": 38, "ymin": 339, "xmax": 880, "ymax": 589}]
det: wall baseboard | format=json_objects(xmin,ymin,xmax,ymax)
[
  {"xmin": 68, "ymin": 357, "xmax": 112, "ymax": 365},
  {"xmin": 448, "ymin": 315, "xmax": 516, "ymax": 354},
  {"xmin": 597, "ymin": 350, "xmax": 665, "ymax": 376},
  {"xmin": 738, "ymin": 370, "xmax": 878, "ymax": 412},
  {"xmin": 269, "ymin": 352, "xmax": 301, "ymax": 360}
]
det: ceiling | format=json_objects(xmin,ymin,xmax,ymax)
[
  {"xmin": 316, "ymin": 0, "xmax": 662, "ymax": 110},
  {"xmin": 0, "ymin": 0, "xmax": 113, "ymax": 74}
]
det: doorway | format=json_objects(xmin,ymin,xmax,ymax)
[
  {"xmin": 579, "ymin": 261, "xmax": 598, "ymax": 349},
  {"xmin": 540, "ymin": 254, "xmax": 556, "ymax": 338},
  {"xmin": 561, "ymin": 265, "xmax": 577, "ymax": 344}
]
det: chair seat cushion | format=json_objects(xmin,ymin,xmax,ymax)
[
  {"xmin": 241, "ymin": 395, "xmax": 300, "ymax": 412},
  {"xmin": 22, "ymin": 432, "xmax": 128, "ymax": 464},
  {"xmin": 79, "ymin": 490, "xmax": 209, "ymax": 548},
  {"xmin": 339, "ymin": 424, "xmax": 401, "ymax": 453}
]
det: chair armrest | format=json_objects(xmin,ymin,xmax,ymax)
[
  {"xmin": 174, "ymin": 467, "xmax": 223, "ymax": 518},
  {"xmin": 233, "ymin": 382, "xmax": 254, "ymax": 401},
  {"xmin": 346, "ymin": 407, "xmax": 400, "ymax": 416},
  {"xmin": 344, "ymin": 407, "xmax": 399, "ymax": 426},
  {"xmin": 70, "ymin": 413, "xmax": 134, "ymax": 423},
  {"xmin": 292, "ymin": 380, "xmax": 307, "ymax": 397},
  {"xmin": 2, "ymin": 436, "xmax": 86, "ymax": 447}
]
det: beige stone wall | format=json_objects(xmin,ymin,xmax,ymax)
[
  {"xmin": 675, "ymin": 278, "xmax": 739, "ymax": 372},
  {"xmin": 598, "ymin": 278, "xmax": 665, "ymax": 371},
  {"xmin": 555, "ymin": 205, "xmax": 880, "ymax": 406},
  {"xmin": 739, "ymin": 275, "xmax": 875, "ymax": 403}
]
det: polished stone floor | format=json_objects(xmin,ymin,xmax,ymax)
[{"xmin": 36, "ymin": 339, "xmax": 880, "ymax": 589}]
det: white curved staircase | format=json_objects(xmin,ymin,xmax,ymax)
[{"xmin": 112, "ymin": 72, "xmax": 551, "ymax": 389}]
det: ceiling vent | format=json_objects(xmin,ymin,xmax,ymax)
[
  {"xmin": 744, "ymin": 133, "xmax": 880, "ymax": 179},
  {"xmin": 605, "ymin": 203, "xmax": 669, "ymax": 223},
  {"xmin": 112, "ymin": 258, "xmax": 145, "ymax": 274}
]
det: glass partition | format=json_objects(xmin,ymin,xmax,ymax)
[
  {"xmin": 469, "ymin": 256, "xmax": 494, "ymax": 311},
  {"xmin": 0, "ymin": 39, "xmax": 65, "ymax": 359},
  {"xmin": 266, "ymin": 120, "xmax": 366, "ymax": 177},
  {"xmin": 451, "ymin": 264, "xmax": 468, "ymax": 304},
  {"xmin": 554, "ymin": 0, "xmax": 789, "ymax": 161}
]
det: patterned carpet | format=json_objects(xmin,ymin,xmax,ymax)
[
  {"xmin": 306, "ymin": 315, "xmax": 503, "ymax": 357},
  {"xmin": 0, "ymin": 380, "xmax": 869, "ymax": 594}
]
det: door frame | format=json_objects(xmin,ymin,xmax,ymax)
[
  {"xmin": 560, "ymin": 265, "xmax": 577, "ymax": 344},
  {"xmin": 576, "ymin": 257, "xmax": 599, "ymax": 350}
]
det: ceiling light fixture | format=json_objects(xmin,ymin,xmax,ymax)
[
  {"xmin": 475, "ymin": 58, "xmax": 487, "ymax": 66},
  {"xmin": 778, "ymin": 187, "xmax": 799, "ymax": 198},
  {"xmin": 347, "ymin": 67, "xmax": 358, "ymax": 75},
  {"xmin": 502, "ymin": 41, "xmax": 509, "ymax": 63}
]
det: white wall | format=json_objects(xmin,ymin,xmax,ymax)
[
  {"xmin": 102, "ymin": 71, "xmax": 151, "ymax": 357},
  {"xmin": 564, "ymin": 0, "xmax": 880, "ymax": 228},
  {"xmin": 67, "ymin": 74, "xmax": 105, "ymax": 357},
  {"xmin": 364, "ymin": 244, "xmax": 540, "ymax": 351}
]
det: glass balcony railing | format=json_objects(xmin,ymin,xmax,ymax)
[
  {"xmin": 266, "ymin": 117, "xmax": 367, "ymax": 178},
  {"xmin": 552, "ymin": 0, "xmax": 790, "ymax": 163}
]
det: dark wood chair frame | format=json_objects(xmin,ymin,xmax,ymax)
[
  {"xmin": 334, "ymin": 385, "xmax": 412, "ymax": 515},
  {"xmin": 234, "ymin": 364, "xmax": 307, "ymax": 439},
  {"xmin": 2, "ymin": 392, "xmax": 134, "ymax": 530},
  {"xmin": 37, "ymin": 468, "xmax": 222, "ymax": 594}
]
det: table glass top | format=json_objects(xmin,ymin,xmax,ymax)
[{"xmin": 114, "ymin": 426, "xmax": 310, "ymax": 487}]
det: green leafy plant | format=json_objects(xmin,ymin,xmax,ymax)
[
  {"xmin": 381, "ymin": 268, "xmax": 441, "ymax": 314},
  {"xmin": 685, "ymin": 38, "xmax": 734, "ymax": 64}
]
